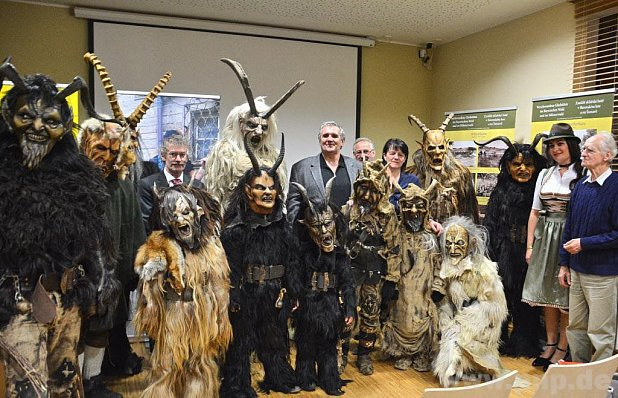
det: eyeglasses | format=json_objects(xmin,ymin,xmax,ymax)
[
  {"xmin": 354, "ymin": 149, "xmax": 373, "ymax": 155},
  {"xmin": 168, "ymin": 152, "xmax": 187, "ymax": 159}
]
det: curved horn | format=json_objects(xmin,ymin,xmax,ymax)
[
  {"xmin": 392, "ymin": 180, "xmax": 405, "ymax": 194},
  {"xmin": 474, "ymin": 136, "xmax": 516, "ymax": 154},
  {"xmin": 323, "ymin": 176, "xmax": 336, "ymax": 205},
  {"xmin": 262, "ymin": 80, "xmax": 305, "ymax": 119},
  {"xmin": 291, "ymin": 182, "xmax": 316, "ymax": 215},
  {"xmin": 268, "ymin": 132, "xmax": 285, "ymax": 176},
  {"xmin": 408, "ymin": 114, "xmax": 430, "ymax": 134},
  {"xmin": 423, "ymin": 178, "xmax": 439, "ymax": 197},
  {"xmin": 0, "ymin": 57, "xmax": 27, "ymax": 92},
  {"xmin": 243, "ymin": 132, "xmax": 261, "ymax": 175},
  {"xmin": 221, "ymin": 58, "xmax": 257, "ymax": 116},
  {"xmin": 439, "ymin": 113, "xmax": 454, "ymax": 132},
  {"xmin": 55, "ymin": 76, "xmax": 117, "ymax": 123},
  {"xmin": 377, "ymin": 161, "xmax": 390, "ymax": 178},
  {"xmin": 127, "ymin": 72, "xmax": 172, "ymax": 129},
  {"xmin": 530, "ymin": 133, "xmax": 547, "ymax": 150},
  {"xmin": 84, "ymin": 52, "xmax": 126, "ymax": 123}
]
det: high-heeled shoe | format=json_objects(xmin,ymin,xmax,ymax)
[
  {"xmin": 532, "ymin": 342, "xmax": 557, "ymax": 367},
  {"xmin": 543, "ymin": 345, "xmax": 569, "ymax": 371}
]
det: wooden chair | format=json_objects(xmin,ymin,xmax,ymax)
[
  {"xmin": 421, "ymin": 370, "xmax": 517, "ymax": 398},
  {"xmin": 532, "ymin": 353, "xmax": 618, "ymax": 398}
]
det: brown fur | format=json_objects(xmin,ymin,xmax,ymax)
[{"xmin": 134, "ymin": 231, "xmax": 232, "ymax": 397}]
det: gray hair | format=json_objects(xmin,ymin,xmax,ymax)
[
  {"xmin": 353, "ymin": 137, "xmax": 375, "ymax": 150},
  {"xmin": 161, "ymin": 132, "xmax": 189, "ymax": 156},
  {"xmin": 318, "ymin": 121, "xmax": 346, "ymax": 141},
  {"xmin": 440, "ymin": 215, "xmax": 489, "ymax": 260},
  {"xmin": 587, "ymin": 132, "xmax": 618, "ymax": 160}
]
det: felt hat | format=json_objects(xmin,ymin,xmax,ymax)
[{"xmin": 544, "ymin": 123, "xmax": 581, "ymax": 143}]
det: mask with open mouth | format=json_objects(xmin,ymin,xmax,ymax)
[
  {"xmin": 408, "ymin": 114, "xmax": 454, "ymax": 172},
  {"xmin": 157, "ymin": 187, "xmax": 204, "ymax": 250},
  {"xmin": 293, "ymin": 177, "xmax": 338, "ymax": 252},
  {"xmin": 445, "ymin": 223, "xmax": 469, "ymax": 265},
  {"xmin": 352, "ymin": 159, "xmax": 390, "ymax": 215}
]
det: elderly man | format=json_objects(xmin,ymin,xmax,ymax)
[
  {"xmin": 353, "ymin": 137, "xmax": 376, "ymax": 162},
  {"xmin": 139, "ymin": 133, "xmax": 203, "ymax": 232},
  {"xmin": 287, "ymin": 121, "xmax": 362, "ymax": 224},
  {"xmin": 559, "ymin": 133, "xmax": 618, "ymax": 363}
]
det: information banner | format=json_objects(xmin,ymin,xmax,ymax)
[
  {"xmin": 531, "ymin": 89, "xmax": 614, "ymax": 147},
  {"xmin": 447, "ymin": 107, "xmax": 517, "ymax": 206}
]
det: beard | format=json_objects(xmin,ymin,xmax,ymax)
[{"xmin": 20, "ymin": 137, "xmax": 53, "ymax": 170}]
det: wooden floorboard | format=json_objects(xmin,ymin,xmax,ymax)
[{"xmin": 108, "ymin": 341, "xmax": 547, "ymax": 398}]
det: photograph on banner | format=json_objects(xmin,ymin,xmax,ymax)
[
  {"xmin": 1, "ymin": 82, "xmax": 80, "ymax": 134},
  {"xmin": 448, "ymin": 107, "xmax": 517, "ymax": 205},
  {"xmin": 116, "ymin": 90, "xmax": 220, "ymax": 169},
  {"xmin": 531, "ymin": 88, "xmax": 614, "ymax": 150}
]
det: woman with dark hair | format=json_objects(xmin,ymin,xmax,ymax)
[
  {"xmin": 382, "ymin": 138, "xmax": 420, "ymax": 213},
  {"xmin": 522, "ymin": 123, "xmax": 585, "ymax": 371}
]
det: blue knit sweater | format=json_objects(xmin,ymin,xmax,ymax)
[{"xmin": 560, "ymin": 171, "xmax": 618, "ymax": 276}]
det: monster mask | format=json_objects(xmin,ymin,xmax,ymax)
[
  {"xmin": 353, "ymin": 159, "xmax": 390, "ymax": 215},
  {"xmin": 399, "ymin": 188, "xmax": 429, "ymax": 233},
  {"xmin": 245, "ymin": 172, "xmax": 277, "ymax": 215},
  {"xmin": 80, "ymin": 120, "xmax": 123, "ymax": 178},
  {"xmin": 158, "ymin": 187, "xmax": 204, "ymax": 250},
  {"xmin": 293, "ymin": 177, "xmax": 337, "ymax": 252},
  {"xmin": 240, "ymin": 115, "xmax": 269, "ymax": 147},
  {"xmin": 507, "ymin": 153, "xmax": 536, "ymax": 183},
  {"xmin": 409, "ymin": 114, "xmax": 454, "ymax": 172},
  {"xmin": 444, "ymin": 224, "xmax": 469, "ymax": 265}
]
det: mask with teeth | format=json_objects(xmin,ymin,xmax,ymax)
[
  {"xmin": 157, "ymin": 187, "xmax": 204, "ymax": 250},
  {"xmin": 444, "ymin": 224, "xmax": 469, "ymax": 265},
  {"xmin": 292, "ymin": 177, "xmax": 338, "ymax": 252},
  {"xmin": 408, "ymin": 114, "xmax": 454, "ymax": 172},
  {"xmin": 245, "ymin": 172, "xmax": 277, "ymax": 215}
]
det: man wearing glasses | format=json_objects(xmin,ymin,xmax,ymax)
[
  {"xmin": 139, "ymin": 132, "xmax": 203, "ymax": 233},
  {"xmin": 353, "ymin": 137, "xmax": 376, "ymax": 162}
]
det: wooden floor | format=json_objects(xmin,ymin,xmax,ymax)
[{"xmin": 109, "ymin": 341, "xmax": 547, "ymax": 398}]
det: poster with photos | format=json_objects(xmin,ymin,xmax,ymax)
[{"xmin": 447, "ymin": 107, "xmax": 517, "ymax": 206}]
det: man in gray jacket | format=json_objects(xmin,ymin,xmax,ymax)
[{"xmin": 287, "ymin": 121, "xmax": 362, "ymax": 224}]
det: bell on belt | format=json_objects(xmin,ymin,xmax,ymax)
[{"xmin": 275, "ymin": 288, "xmax": 286, "ymax": 309}]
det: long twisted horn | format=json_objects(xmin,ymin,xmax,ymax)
[
  {"xmin": 268, "ymin": 133, "xmax": 285, "ymax": 177},
  {"xmin": 323, "ymin": 176, "xmax": 336, "ymax": 205},
  {"xmin": 474, "ymin": 136, "xmax": 516, "ymax": 154},
  {"xmin": 262, "ymin": 80, "xmax": 305, "ymax": 119},
  {"xmin": 243, "ymin": 132, "xmax": 261, "ymax": 176},
  {"xmin": 221, "ymin": 58, "xmax": 258, "ymax": 116},
  {"xmin": 84, "ymin": 52, "xmax": 126, "ymax": 123},
  {"xmin": 0, "ymin": 57, "xmax": 27, "ymax": 92},
  {"xmin": 408, "ymin": 114, "xmax": 430, "ymax": 134},
  {"xmin": 291, "ymin": 182, "xmax": 316, "ymax": 216},
  {"xmin": 127, "ymin": 72, "xmax": 172, "ymax": 129},
  {"xmin": 530, "ymin": 133, "xmax": 547, "ymax": 150},
  {"xmin": 439, "ymin": 113, "xmax": 454, "ymax": 132},
  {"xmin": 55, "ymin": 76, "xmax": 116, "ymax": 123}
]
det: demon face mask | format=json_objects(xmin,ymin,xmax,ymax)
[
  {"xmin": 400, "ymin": 193, "xmax": 429, "ymax": 233},
  {"xmin": 293, "ymin": 177, "xmax": 337, "ymax": 252},
  {"xmin": 409, "ymin": 114, "xmax": 454, "ymax": 172},
  {"xmin": 445, "ymin": 224, "xmax": 469, "ymax": 265},
  {"xmin": 245, "ymin": 171, "xmax": 277, "ymax": 215},
  {"xmin": 507, "ymin": 152, "xmax": 535, "ymax": 183},
  {"xmin": 158, "ymin": 187, "xmax": 204, "ymax": 250},
  {"xmin": 81, "ymin": 120, "xmax": 123, "ymax": 178},
  {"xmin": 240, "ymin": 115, "xmax": 269, "ymax": 148},
  {"xmin": 353, "ymin": 159, "xmax": 390, "ymax": 215}
]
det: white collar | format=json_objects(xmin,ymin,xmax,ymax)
[
  {"xmin": 584, "ymin": 167, "xmax": 612, "ymax": 186},
  {"xmin": 163, "ymin": 168, "xmax": 183, "ymax": 185}
]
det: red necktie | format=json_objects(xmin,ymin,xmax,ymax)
[{"xmin": 171, "ymin": 178, "xmax": 182, "ymax": 186}]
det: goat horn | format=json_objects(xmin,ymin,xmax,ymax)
[
  {"xmin": 262, "ymin": 80, "xmax": 305, "ymax": 119},
  {"xmin": 84, "ymin": 52, "xmax": 126, "ymax": 123},
  {"xmin": 474, "ymin": 136, "xmax": 516, "ymax": 154},
  {"xmin": 530, "ymin": 133, "xmax": 547, "ymax": 150},
  {"xmin": 324, "ymin": 176, "xmax": 336, "ymax": 205},
  {"xmin": 408, "ymin": 114, "xmax": 430, "ymax": 134},
  {"xmin": 268, "ymin": 133, "xmax": 285, "ymax": 176},
  {"xmin": 291, "ymin": 182, "xmax": 316, "ymax": 216},
  {"xmin": 439, "ymin": 113, "xmax": 454, "ymax": 132},
  {"xmin": 243, "ymin": 132, "xmax": 261, "ymax": 175},
  {"xmin": 0, "ymin": 57, "xmax": 27, "ymax": 92},
  {"xmin": 128, "ymin": 72, "xmax": 172, "ymax": 129},
  {"xmin": 221, "ymin": 58, "xmax": 258, "ymax": 116}
]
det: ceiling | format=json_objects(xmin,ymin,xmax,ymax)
[{"xmin": 31, "ymin": 0, "xmax": 565, "ymax": 45}]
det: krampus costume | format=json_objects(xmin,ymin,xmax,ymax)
[
  {"xmin": 434, "ymin": 217, "xmax": 508, "ymax": 387},
  {"xmin": 346, "ymin": 159, "xmax": 402, "ymax": 375},
  {"xmin": 289, "ymin": 178, "xmax": 355, "ymax": 395},
  {"xmin": 219, "ymin": 134, "xmax": 300, "ymax": 397},
  {"xmin": 406, "ymin": 114, "xmax": 479, "ymax": 223},
  {"xmin": 202, "ymin": 59, "xmax": 304, "ymax": 210},
  {"xmin": 382, "ymin": 181, "xmax": 444, "ymax": 372},
  {"xmin": 476, "ymin": 135, "xmax": 546, "ymax": 357},
  {"xmin": 133, "ymin": 184, "xmax": 232, "ymax": 397},
  {"xmin": 0, "ymin": 60, "xmax": 119, "ymax": 397}
]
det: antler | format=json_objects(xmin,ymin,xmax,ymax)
[
  {"xmin": 268, "ymin": 133, "xmax": 285, "ymax": 177},
  {"xmin": 408, "ymin": 114, "xmax": 430, "ymax": 134},
  {"xmin": 0, "ymin": 57, "xmax": 27, "ymax": 92},
  {"xmin": 221, "ymin": 58, "xmax": 258, "ymax": 116},
  {"xmin": 474, "ymin": 136, "xmax": 516, "ymax": 154},
  {"xmin": 323, "ymin": 176, "xmax": 336, "ymax": 206},
  {"xmin": 439, "ymin": 113, "xmax": 454, "ymax": 132},
  {"xmin": 84, "ymin": 52, "xmax": 126, "ymax": 124},
  {"xmin": 243, "ymin": 132, "xmax": 261, "ymax": 176},
  {"xmin": 530, "ymin": 133, "xmax": 547, "ymax": 150},
  {"xmin": 127, "ymin": 72, "xmax": 172, "ymax": 129}
]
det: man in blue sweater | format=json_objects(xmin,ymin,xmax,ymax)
[{"xmin": 558, "ymin": 133, "xmax": 618, "ymax": 363}]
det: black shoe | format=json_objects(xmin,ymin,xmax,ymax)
[
  {"xmin": 83, "ymin": 375, "xmax": 123, "ymax": 398},
  {"xmin": 542, "ymin": 345, "xmax": 569, "ymax": 371},
  {"xmin": 532, "ymin": 343, "xmax": 556, "ymax": 367},
  {"xmin": 102, "ymin": 351, "xmax": 144, "ymax": 377}
]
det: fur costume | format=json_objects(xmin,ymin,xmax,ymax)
[
  {"xmin": 134, "ymin": 185, "xmax": 232, "ymax": 398},
  {"xmin": 477, "ymin": 135, "xmax": 546, "ymax": 357},
  {"xmin": 346, "ymin": 159, "xmax": 402, "ymax": 375},
  {"xmin": 288, "ymin": 178, "xmax": 356, "ymax": 395},
  {"xmin": 202, "ymin": 59, "xmax": 304, "ymax": 210},
  {"xmin": 382, "ymin": 181, "xmax": 443, "ymax": 372},
  {"xmin": 0, "ymin": 61, "xmax": 118, "ymax": 397},
  {"xmin": 406, "ymin": 114, "xmax": 479, "ymax": 223},
  {"xmin": 219, "ymin": 134, "xmax": 299, "ymax": 397},
  {"xmin": 434, "ymin": 217, "xmax": 508, "ymax": 387}
]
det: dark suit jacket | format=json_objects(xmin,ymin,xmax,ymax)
[
  {"xmin": 287, "ymin": 154, "xmax": 362, "ymax": 224},
  {"xmin": 138, "ymin": 171, "xmax": 204, "ymax": 233}
]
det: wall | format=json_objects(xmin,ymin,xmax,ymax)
[{"xmin": 430, "ymin": 2, "xmax": 575, "ymax": 142}]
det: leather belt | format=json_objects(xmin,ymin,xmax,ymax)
[
  {"xmin": 310, "ymin": 272, "xmax": 337, "ymax": 291},
  {"xmin": 246, "ymin": 265, "xmax": 285, "ymax": 284}
]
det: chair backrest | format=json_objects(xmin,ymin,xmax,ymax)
[
  {"xmin": 421, "ymin": 370, "xmax": 517, "ymax": 398},
  {"xmin": 532, "ymin": 353, "xmax": 618, "ymax": 398}
]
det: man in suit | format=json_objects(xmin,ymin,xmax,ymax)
[
  {"xmin": 287, "ymin": 121, "xmax": 362, "ymax": 224},
  {"xmin": 139, "ymin": 133, "xmax": 204, "ymax": 233}
]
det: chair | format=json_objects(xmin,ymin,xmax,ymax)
[
  {"xmin": 532, "ymin": 353, "xmax": 618, "ymax": 398},
  {"xmin": 421, "ymin": 370, "xmax": 517, "ymax": 398}
]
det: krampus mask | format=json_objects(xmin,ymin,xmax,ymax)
[
  {"xmin": 352, "ymin": 159, "xmax": 391, "ymax": 215},
  {"xmin": 395, "ymin": 180, "xmax": 438, "ymax": 233},
  {"xmin": 475, "ymin": 134, "xmax": 545, "ymax": 184},
  {"xmin": 292, "ymin": 177, "xmax": 337, "ymax": 252},
  {"xmin": 409, "ymin": 113, "xmax": 454, "ymax": 172}
]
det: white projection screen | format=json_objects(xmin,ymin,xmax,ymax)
[{"xmin": 91, "ymin": 21, "xmax": 360, "ymax": 173}]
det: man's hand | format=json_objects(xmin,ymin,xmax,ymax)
[
  {"xmin": 429, "ymin": 219, "xmax": 443, "ymax": 236},
  {"xmin": 563, "ymin": 238, "xmax": 582, "ymax": 255},
  {"xmin": 558, "ymin": 266, "xmax": 571, "ymax": 288},
  {"xmin": 344, "ymin": 316, "xmax": 354, "ymax": 326}
]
